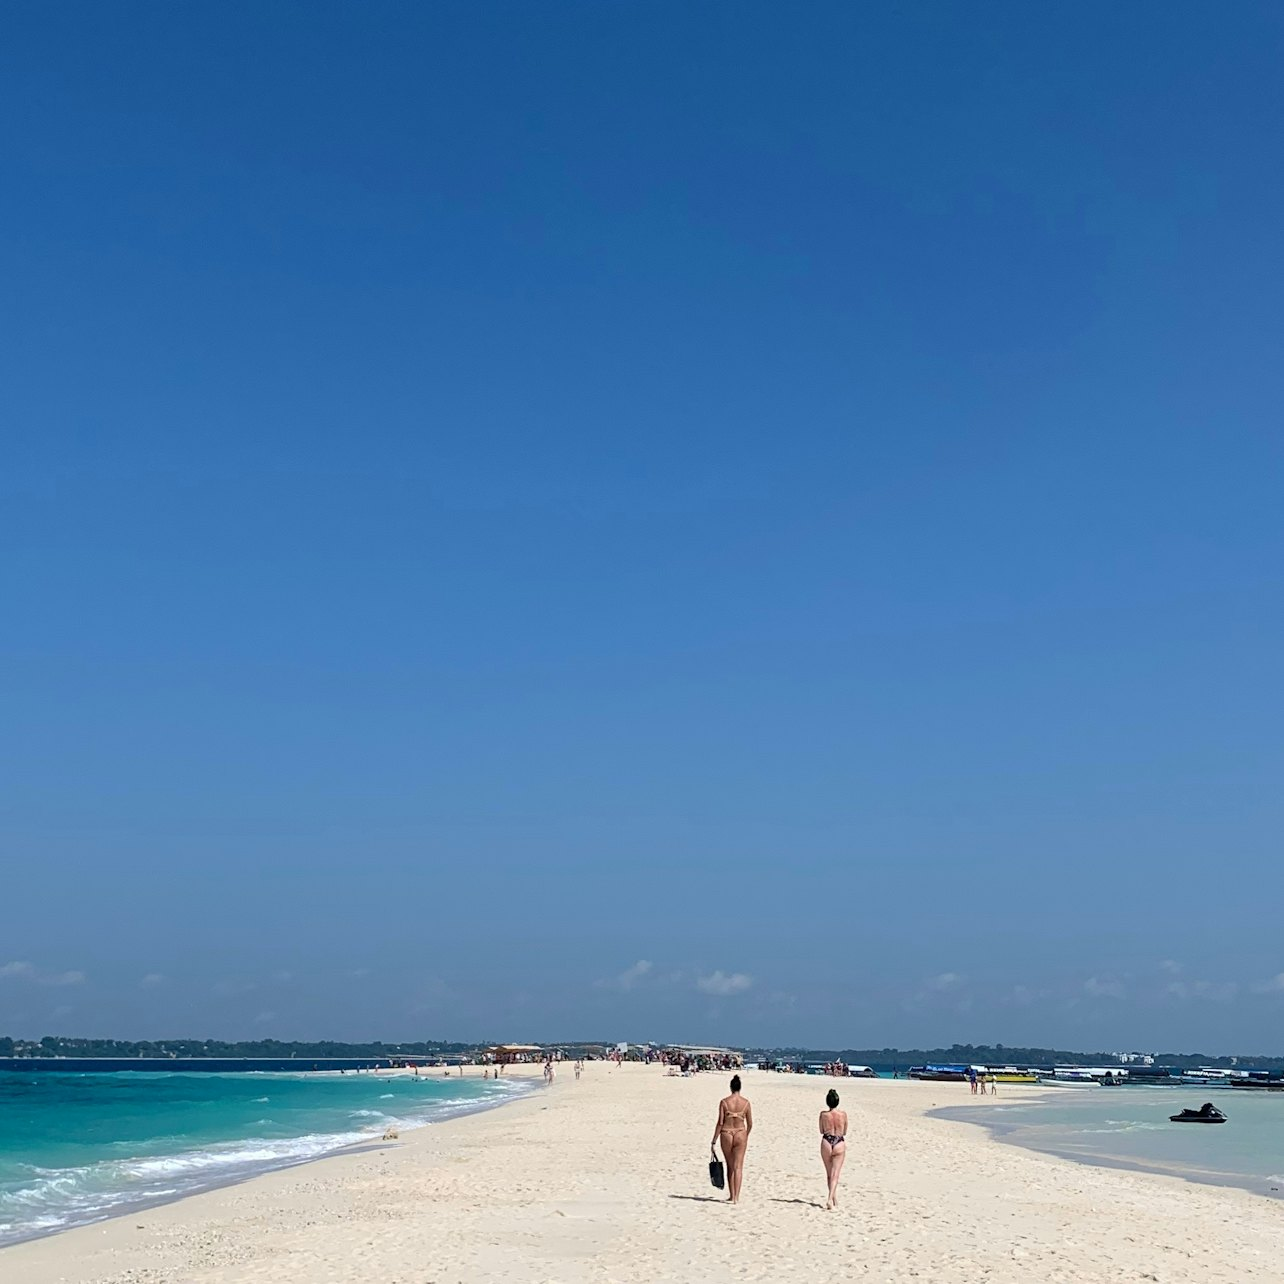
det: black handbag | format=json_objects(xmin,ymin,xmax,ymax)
[{"xmin": 708, "ymin": 1147, "xmax": 725, "ymax": 1189}]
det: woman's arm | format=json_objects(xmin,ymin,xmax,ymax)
[
  {"xmin": 711, "ymin": 1100, "xmax": 724, "ymax": 1147},
  {"xmin": 745, "ymin": 1100, "xmax": 754, "ymax": 1137}
]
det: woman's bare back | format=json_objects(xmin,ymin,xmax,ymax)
[
  {"xmin": 721, "ymin": 1093, "xmax": 750, "ymax": 1132},
  {"xmin": 819, "ymin": 1107, "xmax": 848, "ymax": 1141}
]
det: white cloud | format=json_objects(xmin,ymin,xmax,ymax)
[
  {"xmin": 598, "ymin": 960, "xmax": 653, "ymax": 991},
  {"xmin": 253, "ymin": 1010, "xmax": 276, "ymax": 1025},
  {"xmin": 697, "ymin": 970, "xmax": 752, "ymax": 997},
  {"xmin": 903, "ymin": 971, "xmax": 970, "ymax": 1010},
  {"xmin": 0, "ymin": 961, "xmax": 84, "ymax": 986},
  {"xmin": 140, "ymin": 973, "xmax": 165, "ymax": 988},
  {"xmin": 1159, "ymin": 959, "xmax": 1183, "ymax": 975},
  {"xmin": 272, "ymin": 970, "xmax": 294, "ymax": 984},
  {"xmin": 1252, "ymin": 973, "xmax": 1284, "ymax": 995},
  {"xmin": 926, "ymin": 971, "xmax": 963, "ymax": 992},
  {"xmin": 1084, "ymin": 976, "xmax": 1126, "ymax": 999},
  {"xmin": 1167, "ymin": 979, "xmax": 1238, "ymax": 1002}
]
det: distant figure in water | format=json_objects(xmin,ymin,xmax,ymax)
[
  {"xmin": 711, "ymin": 1075, "xmax": 753, "ymax": 1203},
  {"xmin": 819, "ymin": 1088, "xmax": 848, "ymax": 1210}
]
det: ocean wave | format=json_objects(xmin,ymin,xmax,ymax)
[
  {"xmin": 118, "ymin": 1131, "xmax": 373, "ymax": 1179},
  {"xmin": 0, "ymin": 1130, "xmax": 372, "ymax": 1245},
  {"xmin": 0, "ymin": 1078, "xmax": 534, "ymax": 1247}
]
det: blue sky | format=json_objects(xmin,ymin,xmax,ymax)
[{"xmin": 3, "ymin": 2, "xmax": 1282, "ymax": 1052}]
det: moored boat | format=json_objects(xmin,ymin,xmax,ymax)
[{"xmin": 907, "ymin": 1064, "xmax": 969, "ymax": 1082}]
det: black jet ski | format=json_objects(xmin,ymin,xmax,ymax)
[{"xmin": 1170, "ymin": 1102, "xmax": 1226, "ymax": 1123}]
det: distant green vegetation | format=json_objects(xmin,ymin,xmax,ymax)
[
  {"xmin": 3, "ymin": 1036, "xmax": 1280, "ymax": 1068},
  {"xmin": 0, "ymin": 1036, "xmax": 477, "ymax": 1059},
  {"xmin": 748, "ymin": 1043, "xmax": 1284, "ymax": 1069}
]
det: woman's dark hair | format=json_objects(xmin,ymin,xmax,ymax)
[
  {"xmin": 730, "ymin": 1075, "xmax": 742, "ymax": 1093},
  {"xmin": 826, "ymin": 1089, "xmax": 840, "ymax": 1109}
]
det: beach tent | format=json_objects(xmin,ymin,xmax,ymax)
[{"xmin": 489, "ymin": 1044, "xmax": 542, "ymax": 1064}]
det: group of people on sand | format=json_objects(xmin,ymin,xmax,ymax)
[
  {"xmin": 711, "ymin": 1075, "xmax": 849, "ymax": 1211},
  {"xmin": 968, "ymin": 1067, "xmax": 997, "ymax": 1095}
]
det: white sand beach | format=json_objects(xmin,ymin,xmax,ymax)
[{"xmin": 5, "ymin": 1063, "xmax": 1283, "ymax": 1283}]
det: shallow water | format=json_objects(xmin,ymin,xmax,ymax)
[
  {"xmin": 943, "ymin": 1087, "xmax": 1284, "ymax": 1199},
  {"xmin": 0, "ymin": 1070, "xmax": 523, "ymax": 1244}
]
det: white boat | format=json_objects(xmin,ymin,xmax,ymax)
[
  {"xmin": 1038, "ymin": 1070, "xmax": 1102, "ymax": 1087},
  {"xmin": 1181, "ymin": 1068, "xmax": 1235, "ymax": 1084}
]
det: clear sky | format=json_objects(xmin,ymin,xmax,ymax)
[{"xmin": 3, "ymin": 2, "xmax": 1282, "ymax": 1054}]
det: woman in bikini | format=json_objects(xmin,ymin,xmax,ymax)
[
  {"xmin": 711, "ymin": 1074, "xmax": 752, "ymax": 1203},
  {"xmin": 819, "ymin": 1088, "xmax": 848, "ymax": 1210}
]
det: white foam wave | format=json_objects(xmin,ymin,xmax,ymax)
[
  {"xmin": 0, "ymin": 1080, "xmax": 535, "ymax": 1247},
  {"xmin": 0, "ymin": 1128, "xmax": 380, "ymax": 1246}
]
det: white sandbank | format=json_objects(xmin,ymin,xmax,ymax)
[{"xmin": 4, "ymin": 1062, "xmax": 1282, "ymax": 1282}]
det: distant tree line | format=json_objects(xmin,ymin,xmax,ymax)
[
  {"xmin": 3, "ymin": 1036, "xmax": 1280, "ymax": 1069},
  {"xmin": 746, "ymin": 1042, "xmax": 1284, "ymax": 1069},
  {"xmin": 0, "ymin": 1035, "xmax": 479, "ymax": 1059}
]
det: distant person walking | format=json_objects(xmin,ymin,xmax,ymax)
[
  {"xmin": 819, "ymin": 1088, "xmax": 848, "ymax": 1211},
  {"xmin": 711, "ymin": 1075, "xmax": 753, "ymax": 1204}
]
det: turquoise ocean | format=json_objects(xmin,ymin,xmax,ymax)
[
  {"xmin": 0, "ymin": 1071, "xmax": 524, "ymax": 1245},
  {"xmin": 946, "ymin": 1088, "xmax": 1284, "ymax": 1199}
]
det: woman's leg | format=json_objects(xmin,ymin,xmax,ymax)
[
  {"xmin": 827, "ymin": 1142, "xmax": 846, "ymax": 1207},
  {"xmin": 727, "ymin": 1135, "xmax": 746, "ymax": 1202},
  {"xmin": 719, "ymin": 1133, "xmax": 736, "ymax": 1201},
  {"xmin": 816, "ymin": 1150, "xmax": 837, "ymax": 1206}
]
